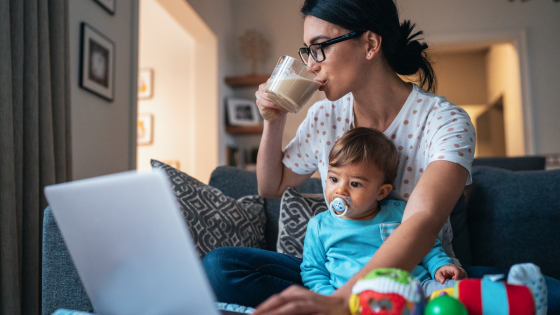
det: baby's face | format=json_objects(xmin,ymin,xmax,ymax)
[{"xmin": 325, "ymin": 162, "xmax": 388, "ymax": 220}]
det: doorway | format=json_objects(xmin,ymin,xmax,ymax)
[
  {"xmin": 137, "ymin": 0, "xmax": 218, "ymax": 183},
  {"xmin": 429, "ymin": 32, "xmax": 532, "ymax": 157}
]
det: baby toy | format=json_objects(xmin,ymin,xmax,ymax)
[
  {"xmin": 454, "ymin": 276, "xmax": 536, "ymax": 315},
  {"xmin": 349, "ymin": 268, "xmax": 425, "ymax": 315},
  {"xmin": 351, "ymin": 263, "xmax": 544, "ymax": 315},
  {"xmin": 424, "ymin": 293, "xmax": 468, "ymax": 315}
]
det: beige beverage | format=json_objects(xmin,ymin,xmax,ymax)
[{"xmin": 265, "ymin": 73, "xmax": 322, "ymax": 113}]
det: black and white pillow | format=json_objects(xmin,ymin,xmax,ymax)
[
  {"xmin": 277, "ymin": 187, "xmax": 328, "ymax": 258},
  {"xmin": 151, "ymin": 160, "xmax": 266, "ymax": 258}
]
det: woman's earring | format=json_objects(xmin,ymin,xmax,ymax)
[{"xmin": 368, "ymin": 53, "xmax": 371, "ymax": 57}]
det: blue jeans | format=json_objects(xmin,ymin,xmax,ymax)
[{"xmin": 202, "ymin": 247, "xmax": 560, "ymax": 312}]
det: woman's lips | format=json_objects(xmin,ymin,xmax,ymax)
[{"xmin": 318, "ymin": 79, "xmax": 327, "ymax": 91}]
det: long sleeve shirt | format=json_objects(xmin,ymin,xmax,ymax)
[{"xmin": 300, "ymin": 199, "xmax": 454, "ymax": 295}]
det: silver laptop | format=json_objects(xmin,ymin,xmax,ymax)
[{"xmin": 45, "ymin": 170, "xmax": 245, "ymax": 315}]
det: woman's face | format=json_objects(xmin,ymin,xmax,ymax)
[{"xmin": 303, "ymin": 16, "xmax": 369, "ymax": 101}]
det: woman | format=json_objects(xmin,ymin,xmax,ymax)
[{"xmin": 203, "ymin": 1, "xmax": 559, "ymax": 314}]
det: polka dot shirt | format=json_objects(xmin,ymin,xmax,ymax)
[{"xmin": 282, "ymin": 84, "xmax": 476, "ymax": 262}]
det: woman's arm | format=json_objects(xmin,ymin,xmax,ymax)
[
  {"xmin": 255, "ymin": 83, "xmax": 313, "ymax": 199},
  {"xmin": 253, "ymin": 160, "xmax": 468, "ymax": 315}
]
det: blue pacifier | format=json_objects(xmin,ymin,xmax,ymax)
[{"xmin": 329, "ymin": 195, "xmax": 353, "ymax": 217}]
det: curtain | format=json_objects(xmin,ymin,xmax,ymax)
[{"xmin": 0, "ymin": 0, "xmax": 72, "ymax": 314}]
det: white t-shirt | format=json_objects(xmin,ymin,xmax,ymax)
[{"xmin": 282, "ymin": 83, "xmax": 476, "ymax": 262}]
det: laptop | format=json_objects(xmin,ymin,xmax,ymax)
[{"xmin": 45, "ymin": 170, "xmax": 245, "ymax": 315}]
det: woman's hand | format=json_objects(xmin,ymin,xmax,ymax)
[
  {"xmin": 434, "ymin": 265, "xmax": 467, "ymax": 284},
  {"xmin": 252, "ymin": 285, "xmax": 350, "ymax": 315},
  {"xmin": 255, "ymin": 82, "xmax": 288, "ymax": 121}
]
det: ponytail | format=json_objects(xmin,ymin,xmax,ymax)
[{"xmin": 385, "ymin": 20, "xmax": 436, "ymax": 93}]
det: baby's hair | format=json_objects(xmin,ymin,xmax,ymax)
[{"xmin": 329, "ymin": 127, "xmax": 399, "ymax": 185}]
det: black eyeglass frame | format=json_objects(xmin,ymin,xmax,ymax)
[{"xmin": 298, "ymin": 30, "xmax": 366, "ymax": 65}]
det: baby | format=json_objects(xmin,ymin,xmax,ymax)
[{"xmin": 300, "ymin": 127, "xmax": 466, "ymax": 296}]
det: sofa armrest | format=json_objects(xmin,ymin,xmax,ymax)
[{"xmin": 42, "ymin": 207, "xmax": 93, "ymax": 315}]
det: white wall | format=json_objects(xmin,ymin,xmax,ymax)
[
  {"xmin": 184, "ymin": 0, "xmax": 235, "ymax": 166},
  {"xmin": 69, "ymin": 0, "xmax": 138, "ymax": 180},
  {"xmin": 486, "ymin": 43, "xmax": 525, "ymax": 156},
  {"xmin": 137, "ymin": 0, "xmax": 195, "ymax": 172},
  {"xmin": 230, "ymin": 0, "xmax": 319, "ymax": 150},
  {"xmin": 433, "ymin": 50, "xmax": 488, "ymax": 106},
  {"xmin": 398, "ymin": 0, "xmax": 560, "ymax": 154},
  {"xmin": 187, "ymin": 0, "xmax": 316, "ymax": 162}
]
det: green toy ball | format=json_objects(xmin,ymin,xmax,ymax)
[{"xmin": 425, "ymin": 294, "xmax": 468, "ymax": 315}]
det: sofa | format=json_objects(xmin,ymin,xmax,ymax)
[{"xmin": 41, "ymin": 157, "xmax": 560, "ymax": 315}]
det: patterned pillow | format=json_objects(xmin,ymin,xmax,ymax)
[
  {"xmin": 151, "ymin": 160, "xmax": 266, "ymax": 258},
  {"xmin": 277, "ymin": 187, "xmax": 328, "ymax": 258}
]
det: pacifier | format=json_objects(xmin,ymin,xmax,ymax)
[{"xmin": 329, "ymin": 194, "xmax": 353, "ymax": 217}]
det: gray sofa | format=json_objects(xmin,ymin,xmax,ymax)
[{"xmin": 42, "ymin": 157, "xmax": 560, "ymax": 315}]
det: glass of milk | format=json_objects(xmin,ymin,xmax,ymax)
[{"xmin": 264, "ymin": 56, "xmax": 322, "ymax": 114}]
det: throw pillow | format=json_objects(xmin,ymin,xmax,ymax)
[
  {"xmin": 277, "ymin": 187, "xmax": 328, "ymax": 258},
  {"xmin": 151, "ymin": 160, "xmax": 266, "ymax": 258}
]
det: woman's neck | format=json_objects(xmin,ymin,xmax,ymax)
[{"xmin": 351, "ymin": 62, "xmax": 413, "ymax": 132}]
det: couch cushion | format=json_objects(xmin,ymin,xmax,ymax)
[
  {"xmin": 472, "ymin": 156, "xmax": 546, "ymax": 171},
  {"xmin": 151, "ymin": 160, "xmax": 266, "ymax": 257},
  {"xmin": 277, "ymin": 188, "xmax": 328, "ymax": 258},
  {"xmin": 465, "ymin": 166, "xmax": 560, "ymax": 279},
  {"xmin": 42, "ymin": 207, "xmax": 93, "ymax": 315},
  {"xmin": 450, "ymin": 193, "xmax": 472, "ymax": 266},
  {"xmin": 209, "ymin": 166, "xmax": 323, "ymax": 251}
]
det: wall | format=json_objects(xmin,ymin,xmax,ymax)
[
  {"xmin": 430, "ymin": 49, "xmax": 488, "ymax": 158},
  {"xmin": 137, "ymin": 0, "xmax": 195, "ymax": 172},
  {"xmin": 432, "ymin": 50, "xmax": 488, "ymax": 106},
  {"xmin": 230, "ymin": 0, "xmax": 319, "ymax": 151},
  {"xmin": 184, "ymin": 0, "xmax": 235, "ymax": 167},
  {"xmin": 397, "ymin": 0, "xmax": 560, "ymax": 154},
  {"xmin": 486, "ymin": 43, "xmax": 524, "ymax": 156},
  {"xmin": 69, "ymin": 0, "xmax": 138, "ymax": 180}
]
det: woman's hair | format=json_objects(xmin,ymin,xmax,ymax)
[
  {"xmin": 301, "ymin": 0, "xmax": 437, "ymax": 93},
  {"xmin": 329, "ymin": 127, "xmax": 399, "ymax": 185}
]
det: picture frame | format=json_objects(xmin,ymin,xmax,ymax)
[
  {"xmin": 138, "ymin": 68, "xmax": 154, "ymax": 99},
  {"xmin": 93, "ymin": 0, "xmax": 115, "ymax": 15},
  {"xmin": 137, "ymin": 113, "xmax": 154, "ymax": 145},
  {"xmin": 226, "ymin": 98, "xmax": 260, "ymax": 126},
  {"xmin": 80, "ymin": 23, "xmax": 115, "ymax": 101}
]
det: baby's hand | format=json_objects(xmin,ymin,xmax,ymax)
[{"xmin": 435, "ymin": 265, "xmax": 467, "ymax": 284}]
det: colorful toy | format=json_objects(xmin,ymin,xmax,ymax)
[
  {"xmin": 425, "ymin": 293, "xmax": 468, "ymax": 315},
  {"xmin": 350, "ymin": 268, "xmax": 539, "ymax": 315},
  {"xmin": 349, "ymin": 268, "xmax": 425, "ymax": 315},
  {"xmin": 428, "ymin": 287, "xmax": 455, "ymax": 301},
  {"xmin": 454, "ymin": 276, "xmax": 536, "ymax": 315}
]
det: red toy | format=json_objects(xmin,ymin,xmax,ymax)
[{"xmin": 454, "ymin": 276, "xmax": 536, "ymax": 315}]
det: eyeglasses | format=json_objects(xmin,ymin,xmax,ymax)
[{"xmin": 298, "ymin": 31, "xmax": 366, "ymax": 65}]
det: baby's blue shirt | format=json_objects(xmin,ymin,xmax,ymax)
[{"xmin": 300, "ymin": 199, "xmax": 454, "ymax": 295}]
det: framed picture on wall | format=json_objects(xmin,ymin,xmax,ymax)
[
  {"xmin": 138, "ymin": 68, "xmax": 154, "ymax": 99},
  {"xmin": 79, "ymin": 23, "xmax": 115, "ymax": 101},
  {"xmin": 137, "ymin": 113, "xmax": 154, "ymax": 145},
  {"xmin": 226, "ymin": 98, "xmax": 260, "ymax": 126},
  {"xmin": 93, "ymin": 0, "xmax": 115, "ymax": 15}
]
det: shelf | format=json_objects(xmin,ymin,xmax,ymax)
[
  {"xmin": 226, "ymin": 124, "xmax": 264, "ymax": 135},
  {"xmin": 225, "ymin": 75, "xmax": 269, "ymax": 88}
]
